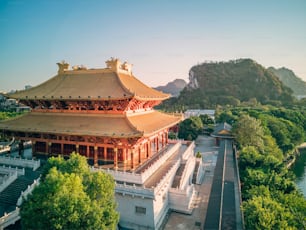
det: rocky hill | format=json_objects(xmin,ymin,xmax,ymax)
[
  {"xmin": 159, "ymin": 59, "xmax": 295, "ymax": 110},
  {"xmin": 154, "ymin": 79, "xmax": 187, "ymax": 97},
  {"xmin": 267, "ymin": 67, "xmax": 306, "ymax": 97}
]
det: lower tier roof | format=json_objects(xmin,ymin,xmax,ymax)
[{"xmin": 0, "ymin": 111, "xmax": 182, "ymax": 138}]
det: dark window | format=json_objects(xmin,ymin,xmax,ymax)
[{"xmin": 135, "ymin": 206, "xmax": 146, "ymax": 214}]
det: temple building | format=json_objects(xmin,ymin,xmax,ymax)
[{"xmin": 0, "ymin": 58, "xmax": 202, "ymax": 229}]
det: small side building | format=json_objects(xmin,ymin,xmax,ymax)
[{"xmin": 210, "ymin": 122, "xmax": 234, "ymax": 146}]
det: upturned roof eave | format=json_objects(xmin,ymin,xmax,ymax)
[
  {"xmin": 0, "ymin": 126, "xmax": 143, "ymax": 139},
  {"xmin": 133, "ymin": 94, "xmax": 170, "ymax": 101}
]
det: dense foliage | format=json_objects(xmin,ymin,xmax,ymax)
[
  {"xmin": 158, "ymin": 59, "xmax": 295, "ymax": 110},
  {"xmin": 226, "ymin": 107, "xmax": 306, "ymax": 229},
  {"xmin": 20, "ymin": 153, "xmax": 119, "ymax": 230},
  {"xmin": 217, "ymin": 106, "xmax": 306, "ymax": 154},
  {"xmin": 177, "ymin": 114, "xmax": 215, "ymax": 140},
  {"xmin": 178, "ymin": 116, "xmax": 203, "ymax": 140}
]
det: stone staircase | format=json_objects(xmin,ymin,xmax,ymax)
[
  {"xmin": 171, "ymin": 163, "xmax": 186, "ymax": 188},
  {"xmin": 192, "ymin": 161, "xmax": 200, "ymax": 184},
  {"xmin": 0, "ymin": 168, "xmax": 41, "ymax": 216}
]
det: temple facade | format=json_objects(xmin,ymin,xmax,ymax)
[{"xmin": 0, "ymin": 58, "xmax": 202, "ymax": 229}]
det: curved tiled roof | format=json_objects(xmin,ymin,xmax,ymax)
[
  {"xmin": 0, "ymin": 112, "xmax": 141, "ymax": 138},
  {"xmin": 128, "ymin": 111, "xmax": 182, "ymax": 137},
  {"xmin": 9, "ymin": 70, "xmax": 132, "ymax": 101},
  {"xmin": 117, "ymin": 73, "xmax": 169, "ymax": 101},
  {"xmin": 211, "ymin": 122, "xmax": 234, "ymax": 138},
  {"xmin": 8, "ymin": 68, "xmax": 169, "ymax": 101},
  {"xmin": 0, "ymin": 111, "xmax": 182, "ymax": 138}
]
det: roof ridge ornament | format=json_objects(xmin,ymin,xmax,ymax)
[
  {"xmin": 106, "ymin": 57, "xmax": 132, "ymax": 74},
  {"xmin": 57, "ymin": 61, "xmax": 70, "ymax": 74},
  {"xmin": 121, "ymin": 61, "xmax": 132, "ymax": 74},
  {"xmin": 106, "ymin": 57, "xmax": 121, "ymax": 72}
]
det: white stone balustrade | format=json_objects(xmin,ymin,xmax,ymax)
[
  {"xmin": 154, "ymin": 159, "xmax": 181, "ymax": 196},
  {"xmin": 16, "ymin": 177, "xmax": 40, "ymax": 206},
  {"xmin": 92, "ymin": 168, "xmax": 143, "ymax": 184},
  {"xmin": 0, "ymin": 208, "xmax": 20, "ymax": 230},
  {"xmin": 0, "ymin": 156, "xmax": 40, "ymax": 171},
  {"xmin": 114, "ymin": 158, "xmax": 181, "ymax": 199},
  {"xmin": 169, "ymin": 183, "xmax": 194, "ymax": 195},
  {"xmin": 141, "ymin": 142, "xmax": 181, "ymax": 184},
  {"xmin": 0, "ymin": 165, "xmax": 25, "ymax": 176},
  {"xmin": 154, "ymin": 203, "xmax": 170, "ymax": 230},
  {"xmin": 92, "ymin": 142, "xmax": 181, "ymax": 185},
  {"xmin": 169, "ymin": 184, "xmax": 195, "ymax": 214},
  {"xmin": 181, "ymin": 141, "xmax": 195, "ymax": 160},
  {"xmin": 179, "ymin": 156, "xmax": 196, "ymax": 190},
  {"xmin": 0, "ymin": 171, "xmax": 18, "ymax": 193},
  {"xmin": 115, "ymin": 183, "xmax": 154, "ymax": 199},
  {"xmin": 196, "ymin": 159, "xmax": 204, "ymax": 184}
]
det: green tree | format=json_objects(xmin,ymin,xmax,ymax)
[
  {"xmin": 232, "ymin": 114, "xmax": 265, "ymax": 151},
  {"xmin": 168, "ymin": 131, "xmax": 177, "ymax": 140},
  {"xmin": 215, "ymin": 110, "xmax": 237, "ymax": 125},
  {"xmin": 262, "ymin": 115, "xmax": 304, "ymax": 153},
  {"xmin": 243, "ymin": 185, "xmax": 270, "ymax": 201},
  {"xmin": 262, "ymin": 135, "xmax": 283, "ymax": 160},
  {"xmin": 277, "ymin": 192, "xmax": 306, "ymax": 229},
  {"xmin": 199, "ymin": 114, "xmax": 214, "ymax": 125},
  {"xmin": 238, "ymin": 146, "xmax": 264, "ymax": 171},
  {"xmin": 20, "ymin": 153, "xmax": 119, "ymax": 230},
  {"xmin": 226, "ymin": 106, "xmax": 306, "ymax": 229},
  {"xmin": 178, "ymin": 116, "xmax": 203, "ymax": 140},
  {"xmin": 243, "ymin": 196, "xmax": 294, "ymax": 230}
]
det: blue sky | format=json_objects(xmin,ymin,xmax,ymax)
[{"xmin": 0, "ymin": 0, "xmax": 306, "ymax": 92}]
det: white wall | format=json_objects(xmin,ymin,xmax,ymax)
[{"xmin": 116, "ymin": 194, "xmax": 154, "ymax": 229}]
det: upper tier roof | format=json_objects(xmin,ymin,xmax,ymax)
[
  {"xmin": 8, "ymin": 58, "xmax": 170, "ymax": 101},
  {"xmin": 0, "ymin": 111, "xmax": 182, "ymax": 138}
]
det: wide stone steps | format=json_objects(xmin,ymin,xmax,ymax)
[
  {"xmin": 0, "ymin": 176, "xmax": 32, "ymax": 203},
  {"xmin": 171, "ymin": 163, "xmax": 186, "ymax": 188},
  {"xmin": 0, "ymin": 168, "xmax": 41, "ymax": 216}
]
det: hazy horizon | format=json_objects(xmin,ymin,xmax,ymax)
[{"xmin": 1, "ymin": 0, "xmax": 306, "ymax": 92}]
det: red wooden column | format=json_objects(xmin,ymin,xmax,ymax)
[
  {"xmin": 156, "ymin": 136, "xmax": 159, "ymax": 152},
  {"xmin": 161, "ymin": 132, "xmax": 164, "ymax": 148},
  {"xmin": 103, "ymin": 145, "xmax": 107, "ymax": 160},
  {"xmin": 122, "ymin": 148, "xmax": 127, "ymax": 163},
  {"xmin": 130, "ymin": 149, "xmax": 134, "ymax": 169},
  {"xmin": 86, "ymin": 145, "xmax": 89, "ymax": 158},
  {"xmin": 146, "ymin": 142, "xmax": 149, "ymax": 158},
  {"xmin": 138, "ymin": 146, "xmax": 141, "ymax": 164},
  {"xmin": 147, "ymin": 141, "xmax": 151, "ymax": 157},
  {"xmin": 94, "ymin": 146, "xmax": 98, "ymax": 167},
  {"xmin": 60, "ymin": 143, "xmax": 64, "ymax": 154},
  {"xmin": 166, "ymin": 130, "xmax": 169, "ymax": 144},
  {"xmin": 114, "ymin": 147, "xmax": 118, "ymax": 169}
]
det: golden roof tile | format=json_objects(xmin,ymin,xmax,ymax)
[
  {"xmin": 8, "ymin": 59, "xmax": 170, "ymax": 101},
  {"xmin": 0, "ymin": 111, "xmax": 182, "ymax": 138}
]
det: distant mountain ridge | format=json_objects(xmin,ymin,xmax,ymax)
[
  {"xmin": 267, "ymin": 67, "xmax": 306, "ymax": 97},
  {"xmin": 154, "ymin": 79, "xmax": 187, "ymax": 97},
  {"xmin": 158, "ymin": 59, "xmax": 295, "ymax": 110}
]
